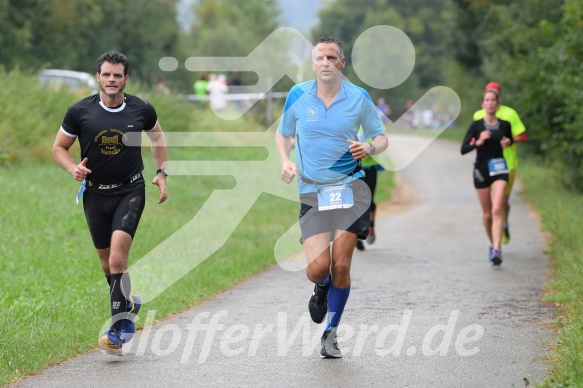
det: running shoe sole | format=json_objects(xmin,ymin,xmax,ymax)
[
  {"xmin": 491, "ymin": 253, "xmax": 502, "ymax": 266},
  {"xmin": 320, "ymin": 350, "xmax": 342, "ymax": 359},
  {"xmin": 98, "ymin": 331, "xmax": 123, "ymax": 356}
]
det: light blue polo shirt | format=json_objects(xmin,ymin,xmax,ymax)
[{"xmin": 278, "ymin": 79, "xmax": 385, "ymax": 194}]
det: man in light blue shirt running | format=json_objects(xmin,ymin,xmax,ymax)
[{"xmin": 275, "ymin": 35, "xmax": 388, "ymax": 359}]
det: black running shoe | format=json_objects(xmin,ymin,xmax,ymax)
[
  {"xmin": 490, "ymin": 249, "xmax": 503, "ymax": 266},
  {"xmin": 320, "ymin": 330, "xmax": 342, "ymax": 358},
  {"xmin": 355, "ymin": 240, "xmax": 365, "ymax": 251},
  {"xmin": 308, "ymin": 282, "xmax": 330, "ymax": 323}
]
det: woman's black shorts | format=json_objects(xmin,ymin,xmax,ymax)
[{"xmin": 473, "ymin": 162, "xmax": 508, "ymax": 189}]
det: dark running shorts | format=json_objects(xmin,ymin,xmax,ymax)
[
  {"xmin": 82, "ymin": 188, "xmax": 146, "ymax": 249},
  {"xmin": 299, "ymin": 178, "xmax": 371, "ymax": 242},
  {"xmin": 473, "ymin": 163, "xmax": 508, "ymax": 189},
  {"xmin": 362, "ymin": 167, "xmax": 378, "ymax": 212}
]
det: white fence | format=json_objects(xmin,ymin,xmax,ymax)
[{"xmin": 181, "ymin": 92, "xmax": 289, "ymax": 124}]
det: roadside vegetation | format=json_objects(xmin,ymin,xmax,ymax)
[{"xmin": 518, "ymin": 156, "xmax": 583, "ymax": 386}]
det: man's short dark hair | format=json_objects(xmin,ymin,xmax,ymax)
[
  {"xmin": 313, "ymin": 36, "xmax": 345, "ymax": 59},
  {"xmin": 97, "ymin": 51, "xmax": 129, "ymax": 75}
]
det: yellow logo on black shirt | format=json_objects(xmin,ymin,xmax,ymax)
[{"xmin": 94, "ymin": 129, "xmax": 129, "ymax": 155}]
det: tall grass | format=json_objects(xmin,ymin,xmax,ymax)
[
  {"xmin": 0, "ymin": 72, "xmax": 394, "ymax": 385},
  {"xmin": 0, "ymin": 69, "xmax": 82, "ymax": 164},
  {"xmin": 518, "ymin": 155, "xmax": 583, "ymax": 386}
]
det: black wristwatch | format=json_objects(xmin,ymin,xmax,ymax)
[
  {"xmin": 368, "ymin": 142, "xmax": 376, "ymax": 155},
  {"xmin": 156, "ymin": 168, "xmax": 169, "ymax": 177}
]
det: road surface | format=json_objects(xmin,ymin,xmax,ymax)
[{"xmin": 13, "ymin": 135, "xmax": 554, "ymax": 387}]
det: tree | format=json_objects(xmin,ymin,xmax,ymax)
[
  {"xmin": 0, "ymin": 0, "xmax": 181, "ymax": 86},
  {"xmin": 448, "ymin": 0, "xmax": 484, "ymax": 76},
  {"xmin": 312, "ymin": 0, "xmax": 456, "ymax": 116},
  {"xmin": 0, "ymin": 0, "xmax": 40, "ymax": 69},
  {"xmin": 30, "ymin": 0, "xmax": 106, "ymax": 71},
  {"xmin": 539, "ymin": 0, "xmax": 583, "ymax": 189},
  {"xmin": 180, "ymin": 0, "xmax": 283, "ymax": 92},
  {"xmin": 449, "ymin": 0, "xmax": 583, "ymax": 191}
]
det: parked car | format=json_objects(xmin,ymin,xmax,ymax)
[{"xmin": 38, "ymin": 69, "xmax": 99, "ymax": 95}]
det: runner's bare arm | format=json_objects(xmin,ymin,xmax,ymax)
[
  {"xmin": 275, "ymin": 131, "xmax": 297, "ymax": 184},
  {"xmin": 52, "ymin": 130, "xmax": 91, "ymax": 181},
  {"xmin": 146, "ymin": 122, "xmax": 168, "ymax": 204}
]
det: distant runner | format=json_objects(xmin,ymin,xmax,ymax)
[
  {"xmin": 462, "ymin": 89, "xmax": 513, "ymax": 265},
  {"xmin": 473, "ymin": 82, "xmax": 527, "ymax": 244}
]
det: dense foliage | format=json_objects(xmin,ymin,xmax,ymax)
[
  {"xmin": 313, "ymin": 0, "xmax": 456, "ymax": 116},
  {"xmin": 0, "ymin": 0, "xmax": 180, "ymax": 84},
  {"xmin": 451, "ymin": 0, "xmax": 583, "ymax": 191}
]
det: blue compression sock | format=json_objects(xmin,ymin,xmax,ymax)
[
  {"xmin": 317, "ymin": 273, "xmax": 331, "ymax": 287},
  {"xmin": 325, "ymin": 282, "xmax": 351, "ymax": 332}
]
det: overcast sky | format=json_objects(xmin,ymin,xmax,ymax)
[{"xmin": 177, "ymin": 0, "xmax": 322, "ymax": 35}]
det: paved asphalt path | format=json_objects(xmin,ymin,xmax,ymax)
[{"xmin": 14, "ymin": 135, "xmax": 554, "ymax": 387}]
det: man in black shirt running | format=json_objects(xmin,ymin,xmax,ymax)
[{"xmin": 52, "ymin": 51, "xmax": 168, "ymax": 356}]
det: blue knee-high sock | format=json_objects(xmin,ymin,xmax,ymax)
[
  {"xmin": 317, "ymin": 273, "xmax": 331, "ymax": 287},
  {"xmin": 325, "ymin": 282, "xmax": 351, "ymax": 332}
]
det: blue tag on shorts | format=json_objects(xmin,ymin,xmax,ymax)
[
  {"xmin": 76, "ymin": 179, "xmax": 86, "ymax": 205},
  {"xmin": 487, "ymin": 158, "xmax": 509, "ymax": 176}
]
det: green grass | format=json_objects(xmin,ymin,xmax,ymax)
[
  {"xmin": 373, "ymin": 167, "xmax": 394, "ymax": 204},
  {"xmin": 0, "ymin": 162, "xmax": 299, "ymax": 384},
  {"xmin": 517, "ymin": 155, "xmax": 583, "ymax": 386},
  {"xmin": 0, "ymin": 73, "xmax": 395, "ymax": 385}
]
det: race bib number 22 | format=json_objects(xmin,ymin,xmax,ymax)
[{"xmin": 317, "ymin": 184, "xmax": 354, "ymax": 211}]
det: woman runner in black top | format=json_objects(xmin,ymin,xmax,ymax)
[{"xmin": 461, "ymin": 89, "xmax": 513, "ymax": 265}]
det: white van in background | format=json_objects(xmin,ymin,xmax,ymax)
[{"xmin": 39, "ymin": 69, "xmax": 99, "ymax": 95}]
